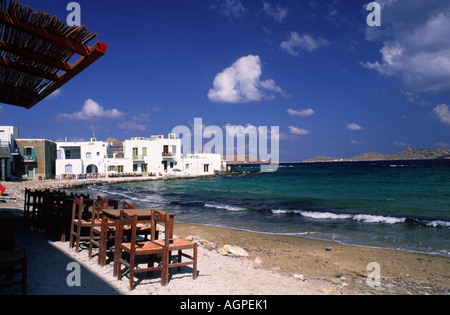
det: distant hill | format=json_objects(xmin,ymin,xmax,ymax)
[{"xmin": 304, "ymin": 148, "xmax": 450, "ymax": 162}]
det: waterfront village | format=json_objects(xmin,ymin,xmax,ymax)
[{"xmin": 0, "ymin": 126, "xmax": 226, "ymax": 181}]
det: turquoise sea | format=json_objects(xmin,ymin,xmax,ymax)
[{"xmin": 71, "ymin": 160, "xmax": 450, "ymax": 257}]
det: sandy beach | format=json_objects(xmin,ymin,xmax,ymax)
[{"xmin": 0, "ymin": 178, "xmax": 448, "ymax": 295}]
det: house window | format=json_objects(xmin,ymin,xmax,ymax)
[
  {"xmin": 141, "ymin": 164, "xmax": 147, "ymax": 172},
  {"xmin": 133, "ymin": 148, "xmax": 138, "ymax": 156},
  {"xmin": 204, "ymin": 164, "xmax": 209, "ymax": 173},
  {"xmin": 24, "ymin": 147, "xmax": 34, "ymax": 156},
  {"xmin": 142, "ymin": 147, "xmax": 147, "ymax": 157},
  {"xmin": 117, "ymin": 165, "xmax": 124, "ymax": 173},
  {"xmin": 185, "ymin": 164, "xmax": 189, "ymax": 170},
  {"xmin": 133, "ymin": 164, "xmax": 138, "ymax": 172},
  {"xmin": 86, "ymin": 152, "xmax": 92, "ymax": 159}
]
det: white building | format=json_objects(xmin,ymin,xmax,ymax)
[
  {"xmin": 106, "ymin": 134, "xmax": 181, "ymax": 176},
  {"xmin": 0, "ymin": 126, "xmax": 19, "ymax": 180},
  {"xmin": 55, "ymin": 133, "xmax": 225, "ymax": 178},
  {"xmin": 180, "ymin": 153, "xmax": 225, "ymax": 176},
  {"xmin": 55, "ymin": 137, "xmax": 112, "ymax": 177}
]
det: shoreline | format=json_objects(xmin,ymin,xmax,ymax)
[
  {"xmin": 173, "ymin": 223, "xmax": 449, "ymax": 295},
  {"xmin": 1, "ymin": 177, "xmax": 449, "ymax": 295}
]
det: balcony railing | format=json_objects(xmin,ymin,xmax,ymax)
[
  {"xmin": 132, "ymin": 155, "xmax": 145, "ymax": 161},
  {"xmin": 162, "ymin": 152, "xmax": 174, "ymax": 157},
  {"xmin": 21, "ymin": 155, "xmax": 37, "ymax": 162}
]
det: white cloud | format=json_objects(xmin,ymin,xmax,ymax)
[
  {"xmin": 117, "ymin": 121, "xmax": 146, "ymax": 133},
  {"xmin": 351, "ymin": 139, "xmax": 367, "ymax": 145},
  {"xmin": 281, "ymin": 32, "xmax": 329, "ymax": 56},
  {"xmin": 347, "ymin": 123, "xmax": 363, "ymax": 131},
  {"xmin": 211, "ymin": 0, "xmax": 245, "ymax": 19},
  {"xmin": 363, "ymin": 1, "xmax": 450, "ymax": 95},
  {"xmin": 208, "ymin": 55, "xmax": 286, "ymax": 103},
  {"xmin": 45, "ymin": 89, "xmax": 62, "ymax": 100},
  {"xmin": 288, "ymin": 126, "xmax": 310, "ymax": 135},
  {"xmin": 263, "ymin": 2, "xmax": 289, "ymax": 22},
  {"xmin": 394, "ymin": 141, "xmax": 408, "ymax": 147},
  {"xmin": 57, "ymin": 99, "xmax": 125, "ymax": 120},
  {"xmin": 287, "ymin": 108, "xmax": 315, "ymax": 117},
  {"xmin": 433, "ymin": 104, "xmax": 450, "ymax": 125}
]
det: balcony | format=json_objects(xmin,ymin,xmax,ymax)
[
  {"xmin": 162, "ymin": 152, "xmax": 175, "ymax": 158},
  {"xmin": 132, "ymin": 155, "xmax": 145, "ymax": 161},
  {"xmin": 21, "ymin": 155, "xmax": 37, "ymax": 162}
]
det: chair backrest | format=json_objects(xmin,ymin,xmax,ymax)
[
  {"xmin": 71, "ymin": 195, "xmax": 84, "ymax": 222},
  {"xmin": 118, "ymin": 210, "xmax": 138, "ymax": 254},
  {"xmin": 122, "ymin": 201, "xmax": 136, "ymax": 209},
  {"xmin": 91, "ymin": 199, "xmax": 108, "ymax": 222},
  {"xmin": 152, "ymin": 209, "xmax": 173, "ymax": 241}
]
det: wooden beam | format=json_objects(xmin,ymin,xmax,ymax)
[
  {"xmin": 0, "ymin": 57, "xmax": 60, "ymax": 81},
  {"xmin": 0, "ymin": 11, "xmax": 92, "ymax": 56},
  {"xmin": 0, "ymin": 40, "xmax": 71, "ymax": 71},
  {"xmin": 26, "ymin": 41, "xmax": 108, "ymax": 109},
  {"xmin": 0, "ymin": 82, "xmax": 37, "ymax": 108}
]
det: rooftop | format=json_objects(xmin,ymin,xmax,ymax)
[{"xmin": 0, "ymin": 0, "xmax": 107, "ymax": 109}]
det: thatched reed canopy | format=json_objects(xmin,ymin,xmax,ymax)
[{"xmin": 0, "ymin": 0, "xmax": 107, "ymax": 109}]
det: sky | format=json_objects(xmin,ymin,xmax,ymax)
[{"xmin": 1, "ymin": 0, "xmax": 450, "ymax": 161}]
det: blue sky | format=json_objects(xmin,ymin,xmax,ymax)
[{"xmin": 1, "ymin": 0, "xmax": 450, "ymax": 161}]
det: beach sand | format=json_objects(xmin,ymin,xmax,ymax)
[{"xmin": 0, "ymin": 178, "xmax": 448, "ymax": 295}]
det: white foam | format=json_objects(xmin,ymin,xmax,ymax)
[
  {"xmin": 272, "ymin": 209, "xmax": 407, "ymax": 225},
  {"xmin": 271, "ymin": 209, "xmax": 303, "ymax": 214},
  {"xmin": 299, "ymin": 211, "xmax": 352, "ymax": 220},
  {"xmin": 353, "ymin": 214, "xmax": 405, "ymax": 224},
  {"xmin": 204, "ymin": 203, "xmax": 246, "ymax": 211},
  {"xmin": 426, "ymin": 220, "xmax": 450, "ymax": 229}
]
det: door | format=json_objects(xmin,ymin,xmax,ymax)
[{"xmin": 27, "ymin": 166, "xmax": 34, "ymax": 178}]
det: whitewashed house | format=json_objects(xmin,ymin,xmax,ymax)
[
  {"xmin": 180, "ymin": 153, "xmax": 224, "ymax": 176},
  {"xmin": 109, "ymin": 134, "xmax": 182, "ymax": 175},
  {"xmin": 0, "ymin": 126, "xmax": 19, "ymax": 180},
  {"xmin": 55, "ymin": 133, "xmax": 225, "ymax": 178},
  {"xmin": 55, "ymin": 137, "xmax": 112, "ymax": 177}
]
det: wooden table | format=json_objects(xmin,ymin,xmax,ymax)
[{"xmin": 101, "ymin": 209, "xmax": 175, "ymax": 276}]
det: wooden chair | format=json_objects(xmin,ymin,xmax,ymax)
[
  {"xmin": 152, "ymin": 209, "xmax": 197, "ymax": 286},
  {"xmin": 122, "ymin": 201, "xmax": 152, "ymax": 240},
  {"xmin": 0, "ymin": 249, "xmax": 27, "ymax": 295},
  {"xmin": 117, "ymin": 210, "xmax": 197, "ymax": 290},
  {"xmin": 88, "ymin": 197, "xmax": 121, "ymax": 264},
  {"xmin": 69, "ymin": 196, "xmax": 94, "ymax": 252},
  {"xmin": 88, "ymin": 199, "xmax": 114, "ymax": 263},
  {"xmin": 23, "ymin": 188, "xmax": 31, "ymax": 219}
]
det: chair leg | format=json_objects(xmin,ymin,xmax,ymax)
[
  {"xmin": 129, "ymin": 255, "xmax": 135, "ymax": 290},
  {"xmin": 193, "ymin": 244, "xmax": 198, "ymax": 280},
  {"xmin": 88, "ymin": 232, "xmax": 93, "ymax": 259},
  {"xmin": 69, "ymin": 225, "xmax": 74, "ymax": 248},
  {"xmin": 177, "ymin": 250, "xmax": 182, "ymax": 271},
  {"xmin": 161, "ymin": 250, "xmax": 169, "ymax": 286}
]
